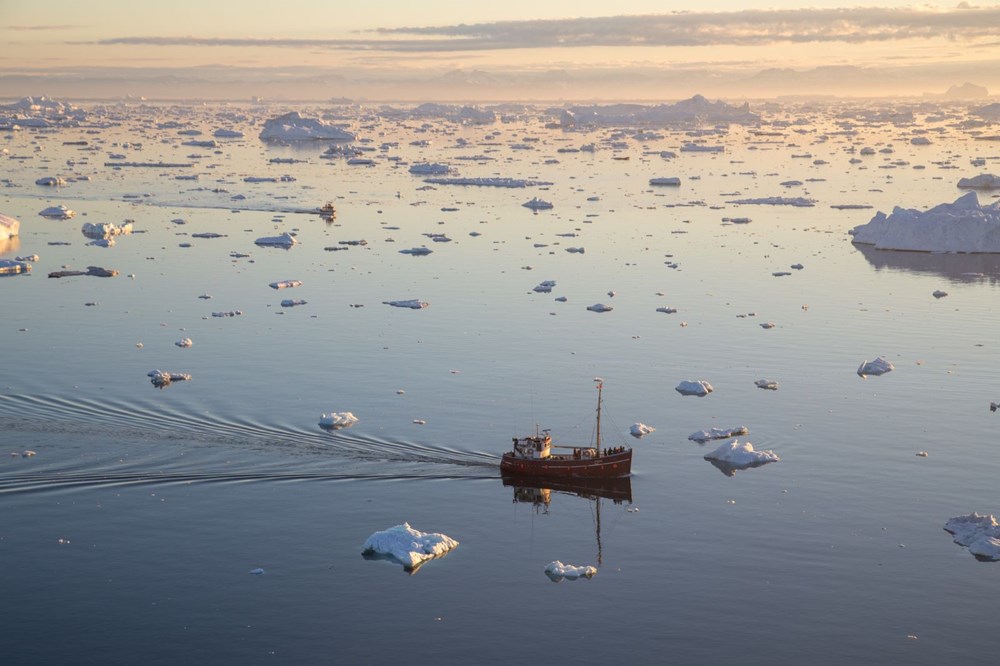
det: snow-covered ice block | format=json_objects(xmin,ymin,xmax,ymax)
[
  {"xmin": 38, "ymin": 205, "xmax": 75, "ymax": 219},
  {"xmin": 944, "ymin": 513, "xmax": 1000, "ymax": 561},
  {"xmin": 704, "ymin": 439, "xmax": 779, "ymax": 468},
  {"xmin": 147, "ymin": 369, "xmax": 191, "ymax": 387},
  {"xmin": 362, "ymin": 523, "xmax": 458, "ymax": 571},
  {"xmin": 676, "ymin": 380, "xmax": 713, "ymax": 396},
  {"xmin": 319, "ymin": 412, "xmax": 359, "ymax": 430},
  {"xmin": 259, "ymin": 112, "xmax": 355, "ymax": 141},
  {"xmin": 544, "ymin": 561, "xmax": 597, "ymax": 581},
  {"xmin": 269, "ymin": 279, "xmax": 302, "ymax": 289},
  {"xmin": 630, "ymin": 423, "xmax": 655, "ymax": 438},
  {"xmin": 857, "ymin": 357, "xmax": 894, "ymax": 378}
]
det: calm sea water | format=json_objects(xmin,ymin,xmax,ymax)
[{"xmin": 2, "ymin": 101, "xmax": 1000, "ymax": 664}]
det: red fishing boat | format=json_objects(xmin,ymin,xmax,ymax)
[{"xmin": 500, "ymin": 380, "xmax": 632, "ymax": 479}]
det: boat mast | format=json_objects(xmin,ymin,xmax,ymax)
[{"xmin": 595, "ymin": 381, "xmax": 603, "ymax": 453}]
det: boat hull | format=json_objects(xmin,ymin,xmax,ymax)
[{"xmin": 500, "ymin": 449, "xmax": 632, "ymax": 479}]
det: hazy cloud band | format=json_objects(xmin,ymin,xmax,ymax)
[{"xmin": 92, "ymin": 6, "xmax": 1000, "ymax": 51}]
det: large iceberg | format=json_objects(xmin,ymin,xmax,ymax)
[
  {"xmin": 258, "ymin": 112, "xmax": 355, "ymax": 142},
  {"xmin": 558, "ymin": 95, "xmax": 759, "ymax": 127},
  {"xmin": 944, "ymin": 513, "xmax": 1000, "ymax": 561},
  {"xmin": 362, "ymin": 523, "xmax": 459, "ymax": 571},
  {"xmin": 849, "ymin": 192, "xmax": 1000, "ymax": 252}
]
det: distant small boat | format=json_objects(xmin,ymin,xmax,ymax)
[{"xmin": 501, "ymin": 381, "xmax": 632, "ymax": 479}]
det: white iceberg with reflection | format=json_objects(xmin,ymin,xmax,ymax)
[{"xmin": 362, "ymin": 523, "xmax": 458, "ymax": 571}]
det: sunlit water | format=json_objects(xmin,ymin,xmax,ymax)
[{"xmin": 2, "ymin": 101, "xmax": 1000, "ymax": 664}]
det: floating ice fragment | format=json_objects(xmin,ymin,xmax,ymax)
[
  {"xmin": 704, "ymin": 439, "xmax": 779, "ymax": 468},
  {"xmin": 957, "ymin": 174, "xmax": 1000, "ymax": 189},
  {"xmin": 857, "ymin": 357, "xmax": 894, "ymax": 378},
  {"xmin": 82, "ymin": 221, "xmax": 133, "ymax": 239},
  {"xmin": 148, "ymin": 369, "xmax": 191, "ymax": 388},
  {"xmin": 523, "ymin": 197, "xmax": 553, "ymax": 210},
  {"xmin": 656, "ymin": 307, "xmax": 678, "ymax": 314},
  {"xmin": 0, "ymin": 213, "xmax": 19, "ymax": 239},
  {"xmin": 932, "ymin": 290, "xmax": 948, "ymax": 299},
  {"xmin": 630, "ymin": 423, "xmax": 655, "ymax": 438},
  {"xmin": 0, "ymin": 259, "xmax": 31, "ymax": 275},
  {"xmin": 36, "ymin": 176, "xmax": 66, "ymax": 187},
  {"xmin": 649, "ymin": 177, "xmax": 680, "ymax": 186},
  {"xmin": 944, "ymin": 513, "xmax": 1000, "ymax": 561},
  {"xmin": 175, "ymin": 338, "xmax": 193, "ymax": 348},
  {"xmin": 39, "ymin": 205, "xmax": 75, "ymax": 219},
  {"xmin": 533, "ymin": 280, "xmax": 556, "ymax": 293},
  {"xmin": 255, "ymin": 232, "xmax": 297, "ymax": 248},
  {"xmin": 319, "ymin": 412, "xmax": 359, "ymax": 430},
  {"xmin": 280, "ymin": 299, "xmax": 307, "ymax": 307},
  {"xmin": 688, "ymin": 426, "xmax": 748, "ymax": 443},
  {"xmin": 249, "ymin": 568, "xmax": 265, "ymax": 575},
  {"xmin": 269, "ymin": 279, "xmax": 302, "ymax": 290},
  {"xmin": 727, "ymin": 196, "xmax": 816, "ymax": 207},
  {"xmin": 383, "ymin": 299, "xmax": 429, "ymax": 309},
  {"xmin": 760, "ymin": 322, "xmax": 776, "ymax": 329},
  {"xmin": 399, "ymin": 247, "xmax": 432, "ymax": 256},
  {"xmin": 676, "ymin": 380, "xmax": 713, "ymax": 396},
  {"xmin": 587, "ymin": 303, "xmax": 613, "ymax": 312},
  {"xmin": 544, "ymin": 561, "xmax": 597, "ymax": 581},
  {"xmin": 755, "ymin": 379, "xmax": 779, "ymax": 390},
  {"xmin": 361, "ymin": 523, "xmax": 458, "ymax": 571}
]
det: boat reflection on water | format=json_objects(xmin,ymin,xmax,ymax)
[
  {"xmin": 502, "ymin": 474, "xmax": 633, "ymax": 567},
  {"xmin": 502, "ymin": 475, "xmax": 633, "ymax": 506}
]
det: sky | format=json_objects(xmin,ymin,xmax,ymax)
[{"xmin": 2, "ymin": 1, "xmax": 999, "ymax": 100}]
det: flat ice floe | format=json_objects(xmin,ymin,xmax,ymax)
[
  {"xmin": 0, "ymin": 258, "xmax": 31, "ymax": 275},
  {"xmin": 587, "ymin": 303, "xmax": 613, "ymax": 312},
  {"xmin": 676, "ymin": 380, "xmax": 713, "ymax": 396},
  {"xmin": 849, "ymin": 192, "xmax": 1000, "ymax": 252},
  {"xmin": 544, "ymin": 561, "xmax": 597, "ymax": 581},
  {"xmin": 704, "ymin": 439, "xmax": 779, "ymax": 469},
  {"xmin": 82, "ymin": 221, "xmax": 133, "ymax": 239},
  {"xmin": 649, "ymin": 177, "xmax": 680, "ymax": 186},
  {"xmin": 269, "ymin": 279, "xmax": 302, "ymax": 289},
  {"xmin": 383, "ymin": 299, "xmax": 429, "ymax": 309},
  {"xmin": 688, "ymin": 426, "xmax": 749, "ymax": 443},
  {"xmin": 726, "ymin": 196, "xmax": 816, "ymax": 207},
  {"xmin": 258, "ymin": 112, "xmax": 355, "ymax": 142},
  {"xmin": 423, "ymin": 177, "xmax": 553, "ymax": 188},
  {"xmin": 319, "ymin": 412, "xmax": 359, "ymax": 430},
  {"xmin": 523, "ymin": 197, "xmax": 553, "ymax": 210},
  {"xmin": 630, "ymin": 423, "xmax": 655, "ymax": 438},
  {"xmin": 857, "ymin": 357, "xmax": 894, "ymax": 378},
  {"xmin": 362, "ymin": 523, "xmax": 458, "ymax": 571},
  {"xmin": 755, "ymin": 379, "xmax": 779, "ymax": 390},
  {"xmin": 944, "ymin": 513, "xmax": 1000, "ymax": 561}
]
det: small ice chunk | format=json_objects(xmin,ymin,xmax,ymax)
[
  {"xmin": 399, "ymin": 247, "xmax": 433, "ymax": 256},
  {"xmin": 656, "ymin": 307, "xmax": 677, "ymax": 314},
  {"xmin": 269, "ymin": 279, "xmax": 302, "ymax": 289},
  {"xmin": 522, "ymin": 197, "xmax": 553, "ymax": 210},
  {"xmin": 39, "ymin": 205, "xmax": 75, "ymax": 219},
  {"xmin": 362, "ymin": 523, "xmax": 458, "ymax": 570},
  {"xmin": 649, "ymin": 177, "xmax": 680, "ymax": 186},
  {"xmin": 533, "ymin": 280, "xmax": 556, "ymax": 293},
  {"xmin": 383, "ymin": 299, "xmax": 429, "ymax": 309},
  {"xmin": 857, "ymin": 357, "xmax": 894, "ymax": 378},
  {"xmin": 688, "ymin": 426, "xmax": 749, "ymax": 443},
  {"xmin": 676, "ymin": 380, "xmax": 713, "ymax": 396},
  {"xmin": 319, "ymin": 412, "xmax": 359, "ymax": 429},
  {"xmin": 755, "ymin": 379, "xmax": 779, "ymax": 390},
  {"xmin": 175, "ymin": 338, "xmax": 193, "ymax": 348},
  {"xmin": 760, "ymin": 322, "xmax": 776, "ymax": 329},
  {"xmin": 147, "ymin": 369, "xmax": 192, "ymax": 388},
  {"xmin": 932, "ymin": 290, "xmax": 948, "ymax": 299},
  {"xmin": 544, "ymin": 561, "xmax": 597, "ymax": 581},
  {"xmin": 249, "ymin": 568, "xmax": 265, "ymax": 575},
  {"xmin": 280, "ymin": 299, "xmax": 307, "ymax": 307},
  {"xmin": 704, "ymin": 439, "xmax": 780, "ymax": 467},
  {"xmin": 587, "ymin": 303, "xmax": 613, "ymax": 312},
  {"xmin": 630, "ymin": 423, "xmax": 655, "ymax": 438}
]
